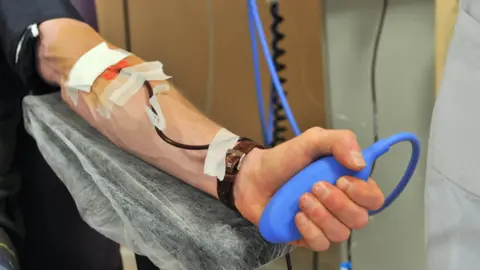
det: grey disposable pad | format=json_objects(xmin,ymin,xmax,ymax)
[{"xmin": 22, "ymin": 93, "xmax": 293, "ymax": 270}]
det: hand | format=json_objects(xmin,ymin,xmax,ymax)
[{"xmin": 234, "ymin": 127, "xmax": 385, "ymax": 251}]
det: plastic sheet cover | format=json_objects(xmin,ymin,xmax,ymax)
[{"xmin": 22, "ymin": 93, "xmax": 293, "ymax": 270}]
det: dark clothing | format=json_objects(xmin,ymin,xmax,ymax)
[
  {"xmin": 0, "ymin": 0, "xmax": 82, "ymax": 72},
  {"xmin": 0, "ymin": 1, "xmax": 128, "ymax": 269}
]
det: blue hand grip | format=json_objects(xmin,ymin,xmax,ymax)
[{"xmin": 259, "ymin": 132, "xmax": 421, "ymax": 244}]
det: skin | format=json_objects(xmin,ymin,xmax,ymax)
[{"xmin": 36, "ymin": 18, "xmax": 385, "ymax": 251}]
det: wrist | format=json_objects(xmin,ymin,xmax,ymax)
[{"xmin": 234, "ymin": 147, "xmax": 264, "ymax": 225}]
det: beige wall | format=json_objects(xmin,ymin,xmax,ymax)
[
  {"xmin": 435, "ymin": 0, "xmax": 459, "ymax": 94},
  {"xmin": 95, "ymin": 0, "xmax": 326, "ymax": 143}
]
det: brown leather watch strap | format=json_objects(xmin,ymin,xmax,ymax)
[{"xmin": 217, "ymin": 138, "xmax": 264, "ymax": 211}]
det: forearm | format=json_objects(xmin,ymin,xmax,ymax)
[{"xmin": 37, "ymin": 19, "xmax": 224, "ymax": 198}]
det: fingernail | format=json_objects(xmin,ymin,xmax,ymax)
[
  {"xmin": 351, "ymin": 151, "xmax": 366, "ymax": 167},
  {"xmin": 313, "ymin": 182, "xmax": 330, "ymax": 200},
  {"xmin": 337, "ymin": 177, "xmax": 352, "ymax": 191},
  {"xmin": 300, "ymin": 195, "xmax": 314, "ymax": 210},
  {"xmin": 297, "ymin": 213, "xmax": 307, "ymax": 225}
]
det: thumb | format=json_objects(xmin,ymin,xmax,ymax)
[{"xmin": 267, "ymin": 127, "xmax": 366, "ymax": 182}]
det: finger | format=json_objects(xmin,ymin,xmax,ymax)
[
  {"xmin": 268, "ymin": 128, "xmax": 365, "ymax": 176},
  {"xmin": 295, "ymin": 212, "xmax": 330, "ymax": 252},
  {"xmin": 301, "ymin": 128, "xmax": 366, "ymax": 171},
  {"xmin": 312, "ymin": 182, "xmax": 369, "ymax": 230},
  {"xmin": 264, "ymin": 127, "xmax": 365, "ymax": 185},
  {"xmin": 336, "ymin": 177, "xmax": 385, "ymax": 211},
  {"xmin": 298, "ymin": 193, "xmax": 351, "ymax": 243},
  {"xmin": 290, "ymin": 239, "xmax": 309, "ymax": 248}
]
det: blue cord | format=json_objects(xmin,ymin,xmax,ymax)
[
  {"xmin": 247, "ymin": 1, "xmax": 279, "ymax": 145},
  {"xmin": 368, "ymin": 132, "xmax": 421, "ymax": 215},
  {"xmin": 247, "ymin": 2, "xmax": 421, "ymax": 268},
  {"xmin": 247, "ymin": 0, "xmax": 301, "ymax": 137},
  {"xmin": 247, "ymin": 0, "xmax": 421, "ymax": 216},
  {"xmin": 247, "ymin": 5, "xmax": 269, "ymax": 145}
]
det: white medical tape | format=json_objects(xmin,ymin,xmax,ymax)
[
  {"xmin": 66, "ymin": 42, "xmax": 131, "ymax": 92},
  {"xmin": 153, "ymin": 83, "xmax": 170, "ymax": 94},
  {"xmin": 109, "ymin": 62, "xmax": 172, "ymax": 106},
  {"xmin": 95, "ymin": 71, "xmax": 144, "ymax": 119},
  {"xmin": 204, "ymin": 129, "xmax": 240, "ymax": 180},
  {"xmin": 96, "ymin": 105, "xmax": 111, "ymax": 119},
  {"xmin": 66, "ymin": 87, "xmax": 79, "ymax": 107},
  {"xmin": 114, "ymin": 48, "xmax": 131, "ymax": 55},
  {"xmin": 107, "ymin": 71, "xmax": 145, "ymax": 107},
  {"xmin": 144, "ymin": 95, "xmax": 166, "ymax": 131},
  {"xmin": 122, "ymin": 61, "xmax": 172, "ymax": 81}
]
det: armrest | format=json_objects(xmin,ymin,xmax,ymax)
[{"xmin": 22, "ymin": 92, "xmax": 292, "ymax": 270}]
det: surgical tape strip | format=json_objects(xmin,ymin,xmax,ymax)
[
  {"xmin": 154, "ymin": 83, "xmax": 170, "ymax": 94},
  {"xmin": 204, "ymin": 129, "xmax": 240, "ymax": 181},
  {"xmin": 96, "ymin": 62, "xmax": 171, "ymax": 118},
  {"xmin": 95, "ymin": 72, "xmax": 143, "ymax": 119},
  {"xmin": 66, "ymin": 87, "xmax": 79, "ymax": 107},
  {"xmin": 109, "ymin": 61, "xmax": 172, "ymax": 107},
  {"xmin": 66, "ymin": 42, "xmax": 131, "ymax": 93},
  {"xmin": 145, "ymin": 95, "xmax": 166, "ymax": 131}
]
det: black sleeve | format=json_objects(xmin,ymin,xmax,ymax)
[{"xmin": 0, "ymin": 0, "xmax": 83, "ymax": 72}]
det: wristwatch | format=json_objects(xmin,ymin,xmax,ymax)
[
  {"xmin": 217, "ymin": 138, "xmax": 264, "ymax": 211},
  {"xmin": 15, "ymin": 23, "xmax": 55, "ymax": 94}
]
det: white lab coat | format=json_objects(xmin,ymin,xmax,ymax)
[{"xmin": 427, "ymin": 0, "xmax": 480, "ymax": 269}]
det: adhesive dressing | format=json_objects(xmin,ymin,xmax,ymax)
[
  {"xmin": 204, "ymin": 129, "xmax": 240, "ymax": 180},
  {"xmin": 145, "ymin": 95, "xmax": 166, "ymax": 131},
  {"xmin": 66, "ymin": 42, "xmax": 131, "ymax": 92},
  {"xmin": 122, "ymin": 61, "xmax": 171, "ymax": 81},
  {"xmin": 107, "ymin": 72, "xmax": 145, "ymax": 107},
  {"xmin": 109, "ymin": 61, "xmax": 172, "ymax": 106},
  {"xmin": 144, "ymin": 83, "xmax": 170, "ymax": 130},
  {"xmin": 96, "ymin": 72, "xmax": 143, "ymax": 118},
  {"xmin": 154, "ymin": 83, "xmax": 170, "ymax": 94},
  {"xmin": 66, "ymin": 87, "xmax": 79, "ymax": 107}
]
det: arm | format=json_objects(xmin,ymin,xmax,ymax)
[
  {"xmin": 37, "ymin": 19, "xmax": 225, "ymax": 198},
  {"xmin": 36, "ymin": 19, "xmax": 384, "ymax": 247},
  {"xmin": 0, "ymin": 0, "xmax": 249, "ymax": 213},
  {"xmin": 2, "ymin": 2, "xmax": 385, "ymax": 251},
  {"xmin": 0, "ymin": 0, "xmax": 223, "ymax": 198}
]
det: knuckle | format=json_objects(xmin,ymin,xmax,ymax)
[
  {"xmin": 373, "ymin": 193, "xmax": 385, "ymax": 210},
  {"xmin": 305, "ymin": 127, "xmax": 327, "ymax": 143},
  {"xmin": 322, "ymin": 189, "xmax": 346, "ymax": 212},
  {"xmin": 311, "ymin": 237, "xmax": 331, "ymax": 252},
  {"xmin": 329, "ymin": 227, "xmax": 351, "ymax": 243},
  {"xmin": 351, "ymin": 210, "xmax": 369, "ymax": 229},
  {"xmin": 309, "ymin": 204, "xmax": 329, "ymax": 222},
  {"xmin": 308, "ymin": 126, "xmax": 326, "ymax": 136},
  {"xmin": 338, "ymin": 129, "xmax": 356, "ymax": 140}
]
